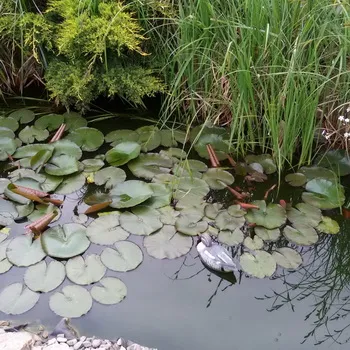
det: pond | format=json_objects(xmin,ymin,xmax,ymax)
[{"xmin": 0, "ymin": 108, "xmax": 350, "ymax": 349}]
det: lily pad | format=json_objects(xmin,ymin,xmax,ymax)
[
  {"xmin": 0, "ymin": 198, "xmax": 18, "ymax": 224},
  {"xmin": 202, "ymin": 168, "xmax": 234, "ymax": 190},
  {"xmin": 66, "ymin": 254, "xmax": 106, "ymax": 285},
  {"xmin": 24, "ymin": 260, "xmax": 66, "ymax": 292},
  {"xmin": 0, "ymin": 117, "xmax": 19, "ymax": 131},
  {"xmin": 158, "ymin": 206, "xmax": 180, "ymax": 225},
  {"xmin": 30, "ymin": 149, "xmax": 53, "ymax": 171},
  {"xmin": 49, "ymin": 285, "xmax": 92, "ymax": 318},
  {"xmin": 105, "ymin": 129, "xmax": 138, "ymax": 144},
  {"xmin": 128, "ymin": 153, "xmax": 172, "ymax": 180},
  {"xmin": 13, "ymin": 144, "xmax": 54, "ymax": 158},
  {"xmin": 45, "ymin": 155, "xmax": 80, "ymax": 176},
  {"xmin": 94, "ymin": 167, "xmax": 126, "ymax": 189},
  {"xmin": 272, "ymin": 248, "xmax": 302, "ymax": 269},
  {"xmin": 0, "ymin": 179, "xmax": 11, "ymax": 194},
  {"xmin": 15, "ymin": 202, "xmax": 35, "ymax": 220},
  {"xmin": 227, "ymin": 205, "xmax": 246, "ymax": 217},
  {"xmin": 283, "ymin": 223, "xmax": 318, "ymax": 246},
  {"xmin": 101, "ymin": 241, "xmax": 143, "ymax": 272},
  {"xmin": 0, "ymin": 127, "xmax": 15, "ymax": 139},
  {"xmin": 240, "ymin": 251, "xmax": 276, "ymax": 278},
  {"xmin": 137, "ymin": 127, "xmax": 161, "ymax": 152},
  {"xmin": 41, "ymin": 223, "xmax": 90, "ymax": 258},
  {"xmin": 159, "ymin": 129, "xmax": 178, "ymax": 147},
  {"xmin": 218, "ymin": 228, "xmax": 244, "ymax": 246},
  {"xmin": 175, "ymin": 213, "xmax": 208, "ymax": 236},
  {"xmin": 287, "ymin": 203, "xmax": 321, "ymax": 227},
  {"xmin": 18, "ymin": 126, "xmax": 49, "ymax": 144},
  {"xmin": 91, "ymin": 277, "xmax": 127, "ymax": 305},
  {"xmin": 245, "ymin": 154, "xmax": 277, "ymax": 174},
  {"xmin": 63, "ymin": 112, "xmax": 87, "ymax": 130},
  {"xmin": 120, "ymin": 207, "xmax": 163, "ymax": 236},
  {"xmin": 204, "ymin": 203, "xmax": 223, "ymax": 220},
  {"xmin": 72, "ymin": 214, "xmax": 88, "ymax": 224},
  {"xmin": 0, "ymin": 240, "xmax": 12, "ymax": 274},
  {"xmin": 0, "ymin": 283, "xmax": 39, "ymax": 315},
  {"xmin": 0, "ymin": 137, "xmax": 17, "ymax": 161},
  {"xmin": 172, "ymin": 177, "xmax": 210, "ymax": 199},
  {"xmin": 28, "ymin": 203, "xmax": 61, "ymax": 223},
  {"xmin": 40, "ymin": 174, "xmax": 64, "ymax": 192},
  {"xmin": 34, "ymin": 114, "xmax": 64, "ymax": 131},
  {"xmin": 106, "ymin": 142, "xmax": 141, "ymax": 166},
  {"xmin": 146, "ymin": 183, "xmax": 172, "ymax": 209},
  {"xmin": 245, "ymin": 200, "xmax": 286, "ymax": 229},
  {"xmin": 144, "ymin": 225, "xmax": 192, "ymax": 259},
  {"xmin": 87, "ymin": 215, "xmax": 130, "ymax": 245},
  {"xmin": 244, "ymin": 236, "xmax": 264, "ymax": 250},
  {"xmin": 55, "ymin": 173, "xmax": 86, "ymax": 195},
  {"xmin": 254, "ymin": 227, "xmax": 280, "ymax": 242},
  {"xmin": 6, "ymin": 236, "xmax": 46, "ymax": 267},
  {"xmin": 299, "ymin": 166, "xmax": 336, "ymax": 181},
  {"xmin": 81, "ymin": 158, "xmax": 104, "ymax": 172},
  {"xmin": 8, "ymin": 169, "xmax": 45, "ymax": 183},
  {"xmin": 316, "ymin": 216, "xmax": 340, "ymax": 234},
  {"xmin": 285, "ymin": 173, "xmax": 307, "ymax": 187},
  {"xmin": 160, "ymin": 148, "xmax": 187, "ymax": 162},
  {"xmin": 52, "ymin": 139, "xmax": 82, "ymax": 160},
  {"xmin": 216, "ymin": 211, "xmax": 245, "ymax": 231},
  {"xmin": 9, "ymin": 109, "xmax": 35, "ymax": 124},
  {"xmin": 109, "ymin": 180, "xmax": 153, "ymax": 208},
  {"xmin": 316, "ymin": 150, "xmax": 350, "ymax": 176},
  {"xmin": 66, "ymin": 127, "xmax": 104, "ymax": 152}
]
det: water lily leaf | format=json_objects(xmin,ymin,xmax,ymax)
[
  {"xmin": 106, "ymin": 142, "xmax": 141, "ymax": 166},
  {"xmin": 316, "ymin": 150, "xmax": 350, "ymax": 176},
  {"xmin": 0, "ymin": 283, "xmax": 39, "ymax": 315},
  {"xmin": 245, "ymin": 154, "xmax": 276, "ymax": 174},
  {"xmin": 137, "ymin": 127, "xmax": 161, "ymax": 152},
  {"xmin": 40, "ymin": 174, "xmax": 63, "ymax": 192},
  {"xmin": 35, "ymin": 114, "xmax": 64, "ymax": 131},
  {"xmin": 15, "ymin": 202, "xmax": 34, "ymax": 220},
  {"xmin": 172, "ymin": 177, "xmax": 210, "ymax": 199},
  {"xmin": 146, "ymin": 183, "xmax": 172, "ymax": 209},
  {"xmin": 202, "ymin": 168, "xmax": 234, "ymax": 190},
  {"xmin": 144, "ymin": 225, "xmax": 192, "ymax": 259},
  {"xmin": 174, "ymin": 192, "xmax": 205, "ymax": 210},
  {"xmin": 158, "ymin": 206, "xmax": 180, "ymax": 225},
  {"xmin": 152, "ymin": 173, "xmax": 177, "ymax": 186},
  {"xmin": 160, "ymin": 148, "xmax": 187, "ymax": 162},
  {"xmin": 272, "ymin": 248, "xmax": 302, "ymax": 269},
  {"xmin": 0, "ymin": 240, "xmax": 12, "ymax": 274},
  {"xmin": 283, "ymin": 223, "xmax": 318, "ymax": 246},
  {"xmin": 218, "ymin": 228, "xmax": 244, "ymax": 246},
  {"xmin": 299, "ymin": 166, "xmax": 336, "ymax": 181},
  {"xmin": 0, "ymin": 179, "xmax": 11, "ymax": 194},
  {"xmin": 128, "ymin": 153, "xmax": 172, "ymax": 180},
  {"xmin": 244, "ymin": 236, "xmax": 264, "ymax": 250},
  {"xmin": 13, "ymin": 144, "xmax": 54, "ymax": 158},
  {"xmin": 49, "ymin": 285, "xmax": 92, "ymax": 318},
  {"xmin": 176, "ymin": 159, "xmax": 208, "ymax": 174},
  {"xmin": 52, "ymin": 139, "xmax": 82, "ymax": 160},
  {"xmin": 0, "ymin": 126, "xmax": 15, "ymax": 139},
  {"xmin": 248, "ymin": 162, "xmax": 264, "ymax": 174},
  {"xmin": 9, "ymin": 109, "xmax": 35, "ymax": 124},
  {"xmin": 159, "ymin": 129, "xmax": 178, "ymax": 147},
  {"xmin": 18, "ymin": 126, "xmax": 49, "ymax": 144},
  {"xmin": 66, "ymin": 254, "xmax": 106, "ymax": 285},
  {"xmin": 254, "ymin": 227, "xmax": 280, "ymax": 242},
  {"xmin": 0, "ymin": 137, "xmax": 17, "ymax": 161},
  {"xmin": 109, "ymin": 180, "xmax": 153, "ymax": 208},
  {"xmin": 55, "ymin": 173, "xmax": 86, "ymax": 195},
  {"xmin": 0, "ymin": 198, "xmax": 19, "ymax": 222},
  {"xmin": 175, "ymin": 213, "xmax": 208, "ymax": 236},
  {"xmin": 204, "ymin": 203, "xmax": 223, "ymax": 219},
  {"xmin": 0, "ymin": 228, "xmax": 9, "ymax": 243},
  {"xmin": 84, "ymin": 191, "xmax": 112, "ymax": 205},
  {"xmin": 24, "ymin": 260, "xmax": 65, "ymax": 292},
  {"xmin": 87, "ymin": 215, "xmax": 129, "ymax": 245},
  {"xmin": 45, "ymin": 155, "xmax": 79, "ymax": 176},
  {"xmin": 28, "ymin": 203, "xmax": 61, "ymax": 222},
  {"xmin": 72, "ymin": 214, "xmax": 88, "ymax": 224},
  {"xmin": 91, "ymin": 277, "xmax": 127, "ymax": 305},
  {"xmin": 8, "ymin": 169, "xmax": 45, "ymax": 183},
  {"xmin": 172, "ymin": 130, "xmax": 187, "ymax": 144},
  {"xmin": 105, "ymin": 129, "xmax": 139, "ymax": 144},
  {"xmin": 30, "ymin": 149, "xmax": 53, "ymax": 171},
  {"xmin": 41, "ymin": 223, "xmax": 90, "ymax": 258},
  {"xmin": 245, "ymin": 200, "xmax": 286, "ymax": 229},
  {"xmin": 194, "ymin": 133, "xmax": 229, "ymax": 160},
  {"xmin": 240, "ymin": 251, "xmax": 276, "ymax": 278},
  {"xmin": 6, "ymin": 236, "xmax": 46, "ymax": 266},
  {"xmin": 285, "ymin": 173, "xmax": 307, "ymax": 187},
  {"xmin": 120, "ymin": 206, "xmax": 163, "ymax": 236},
  {"xmin": 216, "ymin": 211, "xmax": 245, "ymax": 230},
  {"xmin": 0, "ymin": 117, "xmax": 19, "ymax": 131},
  {"xmin": 66, "ymin": 127, "xmax": 104, "ymax": 152},
  {"xmin": 63, "ymin": 112, "xmax": 87, "ymax": 130},
  {"xmin": 287, "ymin": 203, "xmax": 321, "ymax": 227},
  {"xmin": 316, "ymin": 216, "xmax": 340, "ymax": 234},
  {"xmin": 94, "ymin": 167, "xmax": 126, "ymax": 189},
  {"xmin": 81, "ymin": 158, "xmax": 104, "ymax": 172},
  {"xmin": 4, "ymin": 179, "xmax": 39, "ymax": 205},
  {"xmin": 101, "ymin": 241, "xmax": 143, "ymax": 272},
  {"xmin": 227, "ymin": 205, "xmax": 246, "ymax": 217}
]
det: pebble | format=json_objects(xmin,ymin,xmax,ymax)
[
  {"xmin": 74, "ymin": 341, "xmax": 83, "ymax": 350},
  {"xmin": 57, "ymin": 334, "xmax": 65, "ymax": 338},
  {"xmin": 80, "ymin": 336, "xmax": 87, "ymax": 342},
  {"xmin": 57, "ymin": 337, "xmax": 67, "ymax": 343},
  {"xmin": 67, "ymin": 339, "xmax": 78, "ymax": 346},
  {"xmin": 116, "ymin": 339, "xmax": 123, "ymax": 346},
  {"xmin": 48, "ymin": 338, "xmax": 58, "ymax": 345},
  {"xmin": 83, "ymin": 341, "xmax": 92, "ymax": 348},
  {"xmin": 42, "ymin": 331, "xmax": 49, "ymax": 338},
  {"xmin": 0, "ymin": 329, "xmax": 5, "ymax": 335},
  {"xmin": 92, "ymin": 339, "xmax": 102, "ymax": 348}
]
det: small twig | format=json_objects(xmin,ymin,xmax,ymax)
[
  {"xmin": 264, "ymin": 184, "xmax": 277, "ymax": 200},
  {"xmin": 227, "ymin": 154, "xmax": 236, "ymax": 167}
]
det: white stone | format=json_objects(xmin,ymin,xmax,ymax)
[
  {"xmin": 47, "ymin": 338, "xmax": 58, "ymax": 346},
  {"xmin": 45, "ymin": 344, "xmax": 70, "ymax": 350},
  {"xmin": 0, "ymin": 330, "xmax": 4, "ymax": 335},
  {"xmin": 57, "ymin": 337, "xmax": 67, "ymax": 343},
  {"xmin": 92, "ymin": 340, "xmax": 102, "ymax": 348},
  {"xmin": 80, "ymin": 337, "xmax": 87, "ymax": 342},
  {"xmin": 0, "ymin": 332, "xmax": 35, "ymax": 350},
  {"xmin": 83, "ymin": 341, "xmax": 92, "ymax": 348},
  {"xmin": 67, "ymin": 339, "xmax": 77, "ymax": 346},
  {"xmin": 74, "ymin": 341, "xmax": 83, "ymax": 350},
  {"xmin": 57, "ymin": 334, "xmax": 65, "ymax": 338}
]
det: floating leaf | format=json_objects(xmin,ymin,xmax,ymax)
[
  {"xmin": 218, "ymin": 228, "xmax": 244, "ymax": 246},
  {"xmin": 28, "ymin": 203, "xmax": 61, "ymax": 223},
  {"xmin": 6, "ymin": 236, "xmax": 46, "ymax": 267},
  {"xmin": 94, "ymin": 167, "xmax": 126, "ymax": 189},
  {"xmin": 240, "ymin": 251, "xmax": 276, "ymax": 278},
  {"xmin": 9, "ymin": 109, "xmax": 35, "ymax": 124},
  {"xmin": 128, "ymin": 153, "xmax": 172, "ymax": 180},
  {"xmin": 158, "ymin": 206, "xmax": 180, "ymax": 225},
  {"xmin": 146, "ymin": 183, "xmax": 172, "ymax": 209},
  {"xmin": 40, "ymin": 174, "xmax": 63, "ymax": 192},
  {"xmin": 15, "ymin": 202, "xmax": 34, "ymax": 220},
  {"xmin": 0, "ymin": 179, "xmax": 10, "ymax": 195},
  {"xmin": 41, "ymin": 223, "xmax": 90, "ymax": 258},
  {"xmin": 120, "ymin": 206, "xmax": 163, "ymax": 236},
  {"xmin": 202, "ymin": 168, "xmax": 234, "ymax": 190},
  {"xmin": 105, "ymin": 129, "xmax": 138, "ymax": 144},
  {"xmin": 63, "ymin": 112, "xmax": 87, "ymax": 130},
  {"xmin": 0, "ymin": 127, "xmax": 15, "ymax": 139},
  {"xmin": 299, "ymin": 166, "xmax": 336, "ymax": 181},
  {"xmin": 109, "ymin": 180, "xmax": 153, "ymax": 208},
  {"xmin": 254, "ymin": 227, "xmax": 280, "ymax": 242},
  {"xmin": 283, "ymin": 223, "xmax": 318, "ymax": 246},
  {"xmin": 227, "ymin": 205, "xmax": 246, "ymax": 217},
  {"xmin": 287, "ymin": 203, "xmax": 321, "ymax": 227},
  {"xmin": 66, "ymin": 254, "xmax": 106, "ymax": 285},
  {"xmin": 175, "ymin": 213, "xmax": 208, "ymax": 236},
  {"xmin": 144, "ymin": 225, "xmax": 192, "ymax": 259},
  {"xmin": 174, "ymin": 159, "xmax": 208, "ymax": 176},
  {"xmin": 8, "ymin": 169, "xmax": 45, "ymax": 183},
  {"xmin": 52, "ymin": 139, "xmax": 82, "ymax": 160},
  {"xmin": 216, "ymin": 211, "xmax": 245, "ymax": 231},
  {"xmin": 160, "ymin": 148, "xmax": 187, "ymax": 162},
  {"xmin": 0, "ymin": 198, "xmax": 18, "ymax": 224},
  {"xmin": 65, "ymin": 127, "xmax": 104, "ymax": 152},
  {"xmin": 81, "ymin": 158, "xmax": 104, "ymax": 172},
  {"xmin": 172, "ymin": 177, "xmax": 210, "ymax": 199},
  {"xmin": 30, "ymin": 149, "xmax": 53, "ymax": 171},
  {"xmin": 316, "ymin": 150, "xmax": 350, "ymax": 176},
  {"xmin": 0, "ymin": 137, "xmax": 17, "ymax": 161},
  {"xmin": 35, "ymin": 114, "xmax": 64, "ymax": 131},
  {"xmin": 272, "ymin": 248, "xmax": 302, "ymax": 269},
  {"xmin": 204, "ymin": 203, "xmax": 223, "ymax": 219},
  {"xmin": 87, "ymin": 215, "xmax": 129, "ymax": 245},
  {"xmin": 137, "ymin": 126, "xmax": 161, "ymax": 152},
  {"xmin": 18, "ymin": 126, "xmax": 49, "ymax": 144},
  {"xmin": 244, "ymin": 236, "xmax": 264, "ymax": 250},
  {"xmin": 106, "ymin": 142, "xmax": 141, "ymax": 166},
  {"xmin": 316, "ymin": 216, "xmax": 340, "ymax": 234},
  {"xmin": 159, "ymin": 129, "xmax": 178, "ymax": 147},
  {"xmin": 49, "ymin": 285, "xmax": 92, "ymax": 318},
  {"xmin": 24, "ymin": 260, "xmax": 65, "ymax": 292},
  {"xmin": 13, "ymin": 144, "xmax": 54, "ymax": 158},
  {"xmin": 55, "ymin": 173, "xmax": 86, "ymax": 195},
  {"xmin": 0, "ymin": 117, "xmax": 19, "ymax": 131},
  {"xmin": 285, "ymin": 173, "xmax": 307, "ymax": 187},
  {"xmin": 91, "ymin": 277, "xmax": 127, "ymax": 305},
  {"xmin": 101, "ymin": 241, "xmax": 143, "ymax": 272},
  {"xmin": 72, "ymin": 214, "xmax": 88, "ymax": 224},
  {"xmin": 0, "ymin": 283, "xmax": 39, "ymax": 315},
  {"xmin": 45, "ymin": 155, "xmax": 79, "ymax": 176},
  {"xmin": 245, "ymin": 154, "xmax": 277, "ymax": 174},
  {"xmin": 0, "ymin": 240, "xmax": 12, "ymax": 274}
]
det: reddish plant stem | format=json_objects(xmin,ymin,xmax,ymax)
[
  {"xmin": 49, "ymin": 123, "xmax": 66, "ymax": 143},
  {"xmin": 226, "ymin": 185, "xmax": 245, "ymax": 200},
  {"xmin": 208, "ymin": 144, "xmax": 220, "ymax": 167},
  {"xmin": 264, "ymin": 184, "xmax": 277, "ymax": 200},
  {"xmin": 227, "ymin": 154, "xmax": 236, "ymax": 167},
  {"xmin": 206, "ymin": 144, "xmax": 218, "ymax": 168}
]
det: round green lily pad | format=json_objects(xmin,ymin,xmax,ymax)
[
  {"xmin": 94, "ymin": 167, "xmax": 126, "ymax": 189},
  {"xmin": 227, "ymin": 205, "xmax": 246, "ymax": 217},
  {"xmin": 28, "ymin": 203, "xmax": 61, "ymax": 223},
  {"xmin": 55, "ymin": 173, "xmax": 86, "ymax": 195},
  {"xmin": 81, "ymin": 158, "xmax": 104, "ymax": 172},
  {"xmin": 245, "ymin": 154, "xmax": 277, "ymax": 174},
  {"xmin": 63, "ymin": 112, "xmax": 87, "ymax": 130},
  {"xmin": 0, "ymin": 127, "xmax": 15, "ymax": 139},
  {"xmin": 35, "ymin": 114, "xmax": 64, "ymax": 131},
  {"xmin": 218, "ymin": 228, "xmax": 244, "ymax": 246},
  {"xmin": 52, "ymin": 139, "xmax": 82, "ymax": 160},
  {"xmin": 18, "ymin": 126, "xmax": 49, "ymax": 144},
  {"xmin": 272, "ymin": 248, "xmax": 302, "ymax": 269},
  {"xmin": 9, "ymin": 109, "xmax": 35, "ymax": 124},
  {"xmin": 254, "ymin": 226, "xmax": 280, "ymax": 242},
  {"xmin": 202, "ymin": 168, "xmax": 234, "ymax": 190},
  {"xmin": 244, "ymin": 236, "xmax": 264, "ymax": 250},
  {"xmin": 316, "ymin": 216, "xmax": 340, "ymax": 234},
  {"xmin": 283, "ymin": 223, "xmax": 318, "ymax": 246},
  {"xmin": 0, "ymin": 137, "xmax": 17, "ymax": 161},
  {"xmin": 216, "ymin": 211, "xmax": 245, "ymax": 231},
  {"xmin": 0, "ymin": 240, "xmax": 12, "ymax": 274},
  {"xmin": 158, "ymin": 206, "xmax": 180, "ymax": 225},
  {"xmin": 13, "ymin": 144, "xmax": 54, "ymax": 158},
  {"xmin": 240, "ymin": 251, "xmax": 276, "ymax": 278},
  {"xmin": 287, "ymin": 203, "xmax": 321, "ymax": 227},
  {"xmin": 65, "ymin": 127, "xmax": 104, "ymax": 152},
  {"xmin": 101, "ymin": 241, "xmax": 143, "ymax": 272},
  {"xmin": 0, "ymin": 117, "xmax": 19, "ymax": 131},
  {"xmin": 45, "ymin": 155, "xmax": 79, "ymax": 176},
  {"xmin": 146, "ymin": 183, "xmax": 172, "ymax": 209},
  {"xmin": 106, "ymin": 142, "xmax": 141, "ymax": 166},
  {"xmin": 105, "ymin": 129, "xmax": 138, "ymax": 144},
  {"xmin": 285, "ymin": 173, "xmax": 307, "ymax": 187},
  {"xmin": 91, "ymin": 277, "xmax": 127, "ymax": 305},
  {"xmin": 175, "ymin": 213, "xmax": 208, "ymax": 236},
  {"xmin": 204, "ymin": 203, "xmax": 223, "ymax": 220},
  {"xmin": 137, "ymin": 127, "xmax": 161, "ymax": 152}
]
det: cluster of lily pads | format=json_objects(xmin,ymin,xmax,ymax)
[{"xmin": 0, "ymin": 108, "xmax": 345, "ymax": 317}]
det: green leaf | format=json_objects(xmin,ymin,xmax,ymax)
[
  {"xmin": 0, "ymin": 179, "xmax": 11, "ymax": 194},
  {"xmin": 254, "ymin": 227, "xmax": 280, "ymax": 242},
  {"xmin": 136, "ymin": 126, "xmax": 161, "ymax": 152},
  {"xmin": 172, "ymin": 177, "xmax": 210, "ymax": 199},
  {"xmin": 18, "ymin": 126, "xmax": 49, "ymax": 144},
  {"xmin": 63, "ymin": 112, "xmax": 87, "ymax": 130},
  {"xmin": 160, "ymin": 148, "xmax": 187, "ymax": 162},
  {"xmin": 227, "ymin": 205, "xmax": 246, "ymax": 217},
  {"xmin": 316, "ymin": 216, "xmax": 340, "ymax": 234},
  {"xmin": 194, "ymin": 133, "xmax": 229, "ymax": 160},
  {"xmin": 316, "ymin": 150, "xmax": 350, "ymax": 176},
  {"xmin": 41, "ymin": 223, "xmax": 90, "ymax": 259},
  {"xmin": 94, "ymin": 167, "xmax": 126, "ymax": 189},
  {"xmin": 40, "ymin": 174, "xmax": 63, "ymax": 192},
  {"xmin": 146, "ymin": 183, "xmax": 172, "ymax": 209},
  {"xmin": 15, "ymin": 202, "xmax": 34, "ymax": 220},
  {"xmin": 30, "ymin": 149, "xmax": 53, "ymax": 170},
  {"xmin": 90, "ymin": 277, "xmax": 127, "ymax": 305},
  {"xmin": 24, "ymin": 260, "xmax": 66, "ymax": 292},
  {"xmin": 202, "ymin": 168, "xmax": 234, "ymax": 190},
  {"xmin": 218, "ymin": 228, "xmax": 244, "ymax": 246},
  {"xmin": 299, "ymin": 166, "xmax": 336, "ymax": 181},
  {"xmin": 0, "ymin": 127, "xmax": 15, "ymax": 139},
  {"xmin": 204, "ymin": 203, "xmax": 223, "ymax": 219},
  {"xmin": 28, "ymin": 203, "xmax": 61, "ymax": 223},
  {"xmin": 272, "ymin": 248, "xmax": 302, "ymax": 269},
  {"xmin": 65, "ymin": 127, "xmax": 104, "ymax": 152},
  {"xmin": 81, "ymin": 158, "xmax": 104, "ymax": 172},
  {"xmin": 287, "ymin": 203, "xmax": 321, "ymax": 227},
  {"xmin": 245, "ymin": 154, "xmax": 277, "ymax": 174},
  {"xmin": 101, "ymin": 241, "xmax": 143, "ymax": 272},
  {"xmin": 285, "ymin": 173, "xmax": 307, "ymax": 187},
  {"xmin": 13, "ymin": 144, "xmax": 54, "ymax": 158},
  {"xmin": 240, "ymin": 251, "xmax": 276, "ymax": 278},
  {"xmin": 244, "ymin": 236, "xmax": 264, "ymax": 250},
  {"xmin": 283, "ymin": 223, "xmax": 318, "ymax": 246},
  {"xmin": 45, "ymin": 155, "xmax": 80, "ymax": 176},
  {"xmin": 8, "ymin": 169, "xmax": 45, "ymax": 183},
  {"xmin": 106, "ymin": 142, "xmax": 141, "ymax": 166},
  {"xmin": 0, "ymin": 117, "xmax": 19, "ymax": 131},
  {"xmin": 105, "ymin": 129, "xmax": 138, "ymax": 144},
  {"xmin": 9, "ymin": 109, "xmax": 35, "ymax": 124},
  {"xmin": 52, "ymin": 139, "xmax": 82, "ymax": 160},
  {"xmin": 34, "ymin": 114, "xmax": 64, "ymax": 131},
  {"xmin": 0, "ymin": 198, "xmax": 18, "ymax": 225},
  {"xmin": 216, "ymin": 211, "xmax": 245, "ymax": 230},
  {"xmin": 49, "ymin": 285, "xmax": 92, "ymax": 318},
  {"xmin": 0, "ymin": 137, "xmax": 17, "ymax": 161},
  {"xmin": 0, "ymin": 240, "xmax": 12, "ymax": 274},
  {"xmin": 158, "ymin": 206, "xmax": 180, "ymax": 225},
  {"xmin": 160, "ymin": 129, "xmax": 178, "ymax": 147},
  {"xmin": 175, "ymin": 213, "xmax": 208, "ymax": 236},
  {"xmin": 55, "ymin": 173, "xmax": 86, "ymax": 195}
]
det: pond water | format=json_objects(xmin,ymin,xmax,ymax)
[{"xmin": 0, "ymin": 113, "xmax": 350, "ymax": 349}]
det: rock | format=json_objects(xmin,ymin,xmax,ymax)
[
  {"xmin": 0, "ymin": 332, "xmax": 35, "ymax": 350},
  {"xmin": 57, "ymin": 334, "xmax": 65, "ymax": 338},
  {"xmin": 47, "ymin": 338, "xmax": 58, "ymax": 346},
  {"xmin": 74, "ymin": 341, "xmax": 83, "ymax": 350},
  {"xmin": 0, "ymin": 330, "xmax": 4, "ymax": 335},
  {"xmin": 57, "ymin": 337, "xmax": 67, "ymax": 343},
  {"xmin": 83, "ymin": 341, "xmax": 92, "ymax": 348},
  {"xmin": 45, "ymin": 344, "xmax": 70, "ymax": 350},
  {"xmin": 92, "ymin": 339, "xmax": 102, "ymax": 348},
  {"xmin": 126, "ymin": 346, "xmax": 142, "ymax": 350},
  {"xmin": 42, "ymin": 331, "xmax": 49, "ymax": 339},
  {"xmin": 67, "ymin": 339, "xmax": 77, "ymax": 346},
  {"xmin": 80, "ymin": 336, "xmax": 87, "ymax": 342}
]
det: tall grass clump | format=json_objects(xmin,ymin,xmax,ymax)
[{"xmin": 146, "ymin": 0, "xmax": 350, "ymax": 169}]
